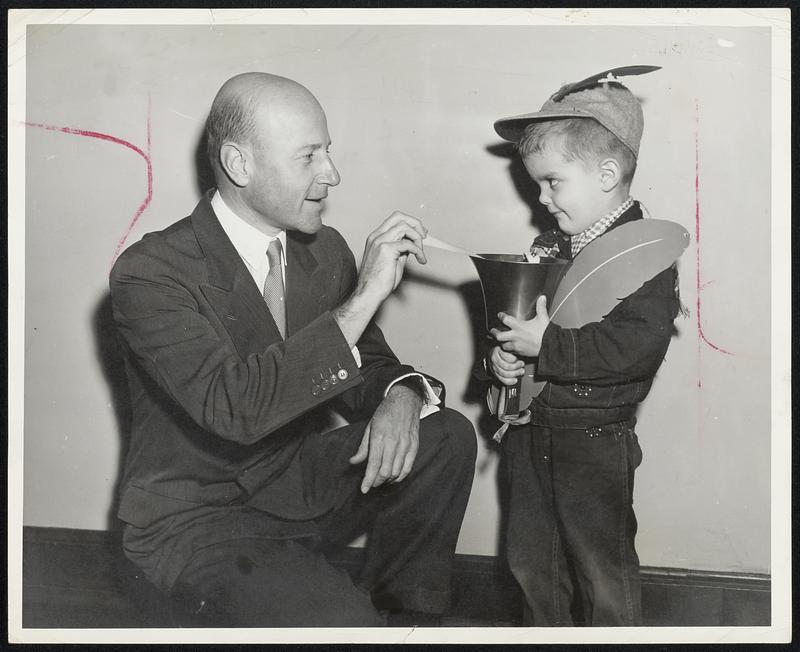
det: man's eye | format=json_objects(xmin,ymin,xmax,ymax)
[{"xmin": 548, "ymin": 178, "xmax": 559, "ymax": 188}]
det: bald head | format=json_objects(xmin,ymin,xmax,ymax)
[
  {"xmin": 203, "ymin": 72, "xmax": 339, "ymax": 235},
  {"xmin": 205, "ymin": 72, "xmax": 321, "ymax": 177}
]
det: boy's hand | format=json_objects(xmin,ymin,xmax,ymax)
[
  {"xmin": 488, "ymin": 346, "xmax": 525, "ymax": 386},
  {"xmin": 491, "ymin": 295, "xmax": 550, "ymax": 357}
]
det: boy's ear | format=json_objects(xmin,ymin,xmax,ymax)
[{"xmin": 598, "ymin": 157, "xmax": 621, "ymax": 193}]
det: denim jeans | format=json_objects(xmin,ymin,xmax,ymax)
[{"xmin": 503, "ymin": 419, "xmax": 643, "ymax": 626}]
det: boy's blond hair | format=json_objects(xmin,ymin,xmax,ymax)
[{"xmin": 518, "ymin": 118, "xmax": 637, "ymax": 186}]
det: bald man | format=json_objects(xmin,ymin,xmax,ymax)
[{"xmin": 109, "ymin": 73, "xmax": 477, "ymax": 627}]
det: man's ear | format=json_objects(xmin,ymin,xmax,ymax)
[
  {"xmin": 219, "ymin": 142, "xmax": 250, "ymax": 188},
  {"xmin": 598, "ymin": 157, "xmax": 621, "ymax": 193}
]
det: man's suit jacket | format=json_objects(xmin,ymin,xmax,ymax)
[{"xmin": 110, "ymin": 195, "xmax": 416, "ymax": 529}]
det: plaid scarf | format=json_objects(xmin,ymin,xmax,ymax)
[{"xmin": 570, "ymin": 196, "xmax": 634, "ymax": 257}]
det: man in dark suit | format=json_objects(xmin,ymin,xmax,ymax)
[{"xmin": 109, "ymin": 72, "xmax": 477, "ymax": 627}]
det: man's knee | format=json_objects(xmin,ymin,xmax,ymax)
[{"xmin": 423, "ymin": 407, "xmax": 478, "ymax": 466}]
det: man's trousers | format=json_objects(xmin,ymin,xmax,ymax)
[{"xmin": 125, "ymin": 407, "xmax": 476, "ymax": 627}]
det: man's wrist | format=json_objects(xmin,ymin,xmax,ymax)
[
  {"xmin": 333, "ymin": 291, "xmax": 379, "ymax": 349},
  {"xmin": 390, "ymin": 375, "xmax": 427, "ymax": 404}
]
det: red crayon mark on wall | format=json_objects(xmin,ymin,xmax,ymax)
[
  {"xmin": 25, "ymin": 95, "xmax": 152, "ymax": 267},
  {"xmin": 694, "ymin": 99, "xmax": 733, "ymax": 363}
]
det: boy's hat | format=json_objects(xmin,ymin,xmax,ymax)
[{"xmin": 493, "ymin": 65, "xmax": 660, "ymax": 158}]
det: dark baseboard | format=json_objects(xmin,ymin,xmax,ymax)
[{"xmin": 20, "ymin": 526, "xmax": 770, "ymax": 628}]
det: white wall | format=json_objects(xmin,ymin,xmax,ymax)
[{"xmin": 21, "ymin": 22, "xmax": 776, "ymax": 573}]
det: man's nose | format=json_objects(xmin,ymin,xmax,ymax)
[
  {"xmin": 319, "ymin": 157, "xmax": 341, "ymax": 187},
  {"xmin": 538, "ymin": 189, "xmax": 551, "ymax": 206}
]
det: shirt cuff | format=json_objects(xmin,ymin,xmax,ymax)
[
  {"xmin": 384, "ymin": 372, "xmax": 441, "ymax": 419},
  {"xmin": 351, "ymin": 345, "xmax": 362, "ymax": 368}
]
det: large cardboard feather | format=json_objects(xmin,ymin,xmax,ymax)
[
  {"xmin": 548, "ymin": 219, "xmax": 690, "ymax": 329},
  {"xmin": 487, "ymin": 219, "xmax": 689, "ymax": 420},
  {"xmin": 522, "ymin": 219, "xmax": 690, "ymax": 402}
]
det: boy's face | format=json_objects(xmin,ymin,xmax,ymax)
[{"xmin": 522, "ymin": 148, "xmax": 607, "ymax": 236}]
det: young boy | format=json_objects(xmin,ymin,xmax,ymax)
[{"xmin": 486, "ymin": 67, "xmax": 682, "ymax": 626}]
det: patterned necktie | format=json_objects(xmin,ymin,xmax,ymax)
[{"xmin": 263, "ymin": 239, "xmax": 286, "ymax": 338}]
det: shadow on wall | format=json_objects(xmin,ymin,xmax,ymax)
[
  {"xmin": 485, "ymin": 141, "xmax": 556, "ymax": 235},
  {"xmin": 194, "ymin": 124, "xmax": 216, "ymax": 198},
  {"xmin": 95, "ymin": 124, "xmax": 216, "ymax": 531}
]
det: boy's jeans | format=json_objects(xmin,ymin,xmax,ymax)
[{"xmin": 503, "ymin": 419, "xmax": 643, "ymax": 626}]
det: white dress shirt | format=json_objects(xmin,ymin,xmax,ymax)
[{"xmin": 212, "ymin": 190, "xmax": 287, "ymax": 292}]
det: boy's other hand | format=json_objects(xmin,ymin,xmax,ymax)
[
  {"xmin": 491, "ymin": 295, "xmax": 550, "ymax": 357},
  {"xmin": 488, "ymin": 346, "xmax": 525, "ymax": 386}
]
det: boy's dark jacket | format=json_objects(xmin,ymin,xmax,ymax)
[{"xmin": 486, "ymin": 201, "xmax": 681, "ymax": 427}]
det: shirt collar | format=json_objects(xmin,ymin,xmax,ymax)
[
  {"xmin": 571, "ymin": 196, "xmax": 634, "ymax": 257},
  {"xmin": 211, "ymin": 190, "xmax": 287, "ymax": 271}
]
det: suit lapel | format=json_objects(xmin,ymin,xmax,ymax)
[
  {"xmin": 285, "ymin": 232, "xmax": 322, "ymax": 337},
  {"xmin": 191, "ymin": 195, "xmax": 283, "ymax": 356}
]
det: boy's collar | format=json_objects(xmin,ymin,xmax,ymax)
[
  {"xmin": 529, "ymin": 199, "xmax": 642, "ymax": 260},
  {"xmin": 570, "ymin": 196, "xmax": 634, "ymax": 257}
]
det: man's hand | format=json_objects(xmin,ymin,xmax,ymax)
[
  {"xmin": 349, "ymin": 384, "xmax": 423, "ymax": 494},
  {"xmin": 334, "ymin": 211, "xmax": 428, "ymax": 349},
  {"xmin": 487, "ymin": 346, "xmax": 525, "ymax": 386},
  {"xmin": 490, "ymin": 295, "xmax": 551, "ymax": 358},
  {"xmin": 355, "ymin": 211, "xmax": 428, "ymax": 302}
]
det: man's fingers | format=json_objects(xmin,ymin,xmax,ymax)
[
  {"xmin": 385, "ymin": 211, "xmax": 428, "ymax": 240},
  {"xmin": 374, "ymin": 211, "xmax": 426, "ymax": 236},
  {"xmin": 375, "ymin": 221, "xmax": 422, "ymax": 245},
  {"xmin": 389, "ymin": 446, "xmax": 405, "ymax": 482},
  {"xmin": 381, "ymin": 238, "xmax": 427, "ymax": 266},
  {"xmin": 371, "ymin": 213, "xmax": 427, "ymax": 245},
  {"xmin": 379, "ymin": 435, "xmax": 402, "ymax": 486},
  {"xmin": 394, "ymin": 438, "xmax": 419, "ymax": 483},
  {"xmin": 373, "ymin": 224, "xmax": 427, "ymax": 265},
  {"xmin": 360, "ymin": 447, "xmax": 381, "ymax": 493},
  {"xmin": 349, "ymin": 424, "xmax": 370, "ymax": 465},
  {"xmin": 361, "ymin": 431, "xmax": 403, "ymax": 493}
]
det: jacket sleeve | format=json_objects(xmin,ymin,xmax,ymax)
[
  {"xmin": 536, "ymin": 265, "xmax": 681, "ymax": 385},
  {"xmin": 329, "ymin": 232, "xmax": 417, "ymax": 419},
  {"xmin": 110, "ymin": 244, "xmax": 366, "ymax": 446}
]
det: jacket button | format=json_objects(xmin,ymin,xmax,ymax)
[{"xmin": 337, "ymin": 369, "xmax": 349, "ymax": 381}]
